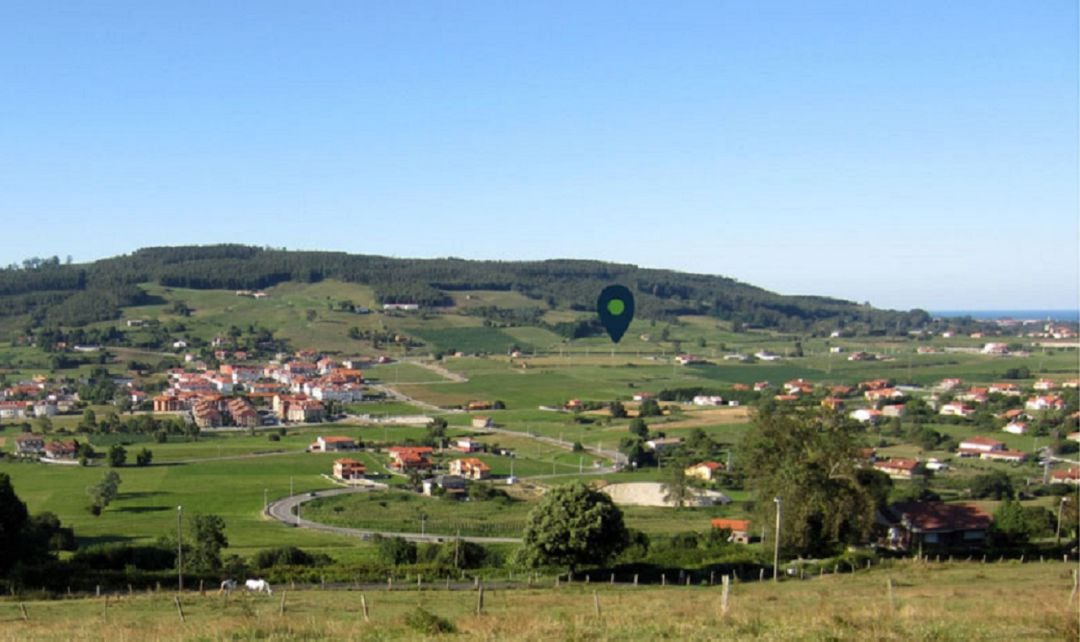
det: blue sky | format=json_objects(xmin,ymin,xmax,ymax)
[{"xmin": 1, "ymin": 1, "xmax": 1076, "ymax": 310}]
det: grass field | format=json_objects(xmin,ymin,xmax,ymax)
[{"xmin": 0, "ymin": 560, "xmax": 1075, "ymax": 640}]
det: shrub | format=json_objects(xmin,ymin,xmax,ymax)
[
  {"xmin": 404, "ymin": 607, "xmax": 456, "ymax": 634},
  {"xmin": 252, "ymin": 545, "xmax": 330, "ymax": 569}
]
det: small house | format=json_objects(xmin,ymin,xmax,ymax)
[
  {"xmin": 710, "ymin": 518, "xmax": 752, "ymax": 544},
  {"xmin": 449, "ymin": 458, "xmax": 491, "ymax": 480},
  {"xmin": 685, "ymin": 461, "xmax": 724, "ymax": 482},
  {"xmin": 311, "ymin": 436, "xmax": 358, "ymax": 452},
  {"xmin": 881, "ymin": 502, "xmax": 991, "ymax": 550},
  {"xmin": 332, "ymin": 458, "xmax": 366, "ymax": 481}
]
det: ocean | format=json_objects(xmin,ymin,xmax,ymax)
[{"xmin": 929, "ymin": 310, "xmax": 1079, "ymax": 322}]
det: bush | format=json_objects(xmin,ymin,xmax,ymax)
[
  {"xmin": 404, "ymin": 607, "xmax": 456, "ymax": 634},
  {"xmin": 374, "ymin": 535, "xmax": 417, "ymax": 565},
  {"xmin": 252, "ymin": 546, "xmax": 330, "ymax": 569},
  {"xmin": 72, "ymin": 544, "xmax": 175, "ymax": 571}
]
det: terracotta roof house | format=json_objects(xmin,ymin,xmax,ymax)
[
  {"xmin": 388, "ymin": 446, "xmax": 433, "ymax": 471},
  {"xmin": 710, "ymin": 518, "xmax": 752, "ymax": 544},
  {"xmin": 311, "ymin": 436, "xmax": 358, "ymax": 452},
  {"xmin": 449, "ymin": 457, "xmax": 491, "ymax": 480},
  {"xmin": 685, "ymin": 461, "xmax": 725, "ymax": 482},
  {"xmin": 873, "ymin": 458, "xmax": 925, "ymax": 480},
  {"xmin": 881, "ymin": 502, "xmax": 991, "ymax": 550},
  {"xmin": 332, "ymin": 458, "xmax": 366, "ymax": 481}
]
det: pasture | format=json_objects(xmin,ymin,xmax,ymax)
[{"xmin": 0, "ymin": 560, "xmax": 1075, "ymax": 640}]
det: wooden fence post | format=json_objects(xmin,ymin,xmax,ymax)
[
  {"xmin": 19, "ymin": 603, "xmax": 28, "ymax": 621},
  {"xmin": 661, "ymin": 573, "xmax": 666, "ymax": 586},
  {"xmin": 721, "ymin": 575, "xmax": 730, "ymax": 618},
  {"xmin": 387, "ymin": 576, "xmax": 393, "ymax": 592},
  {"xmin": 886, "ymin": 578, "xmax": 895, "ymax": 613},
  {"xmin": 199, "ymin": 580, "xmax": 205, "ymax": 596},
  {"xmin": 96, "ymin": 585, "xmax": 101, "ymax": 597},
  {"xmin": 174, "ymin": 596, "xmax": 186, "ymax": 623},
  {"xmin": 593, "ymin": 590, "xmax": 601, "ymax": 618},
  {"xmin": 279, "ymin": 590, "xmax": 286, "ymax": 615},
  {"xmin": 361, "ymin": 592, "xmax": 370, "ymax": 622},
  {"xmin": 475, "ymin": 585, "xmax": 485, "ymax": 615},
  {"xmin": 610, "ymin": 573, "xmax": 615, "ymax": 585}
]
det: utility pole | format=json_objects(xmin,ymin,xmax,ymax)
[
  {"xmin": 773, "ymin": 496, "xmax": 782, "ymax": 582},
  {"xmin": 1056, "ymin": 497, "xmax": 1069, "ymax": 545},
  {"xmin": 176, "ymin": 505, "xmax": 183, "ymax": 592}
]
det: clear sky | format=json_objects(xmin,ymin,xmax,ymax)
[{"xmin": 1, "ymin": 1, "xmax": 1076, "ymax": 311}]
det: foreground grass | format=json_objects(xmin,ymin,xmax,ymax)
[{"xmin": 1, "ymin": 560, "xmax": 1076, "ymax": 641}]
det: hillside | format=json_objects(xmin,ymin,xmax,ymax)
[{"xmin": 0, "ymin": 246, "xmax": 930, "ymax": 336}]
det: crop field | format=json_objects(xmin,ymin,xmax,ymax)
[
  {"xmin": 0, "ymin": 560, "xmax": 1075, "ymax": 641},
  {"xmin": 408, "ymin": 326, "xmax": 533, "ymax": 354}
]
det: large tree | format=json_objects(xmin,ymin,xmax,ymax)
[
  {"xmin": 188, "ymin": 514, "xmax": 228, "ymax": 572},
  {"xmin": 739, "ymin": 409, "xmax": 885, "ymax": 556},
  {"xmin": 86, "ymin": 471, "xmax": 121, "ymax": 515},
  {"xmin": 0, "ymin": 474, "xmax": 29, "ymax": 574},
  {"xmin": 520, "ymin": 482, "xmax": 628, "ymax": 573}
]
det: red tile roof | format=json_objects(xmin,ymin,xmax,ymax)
[{"xmin": 889, "ymin": 502, "xmax": 991, "ymax": 532}]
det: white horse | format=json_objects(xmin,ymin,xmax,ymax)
[
  {"xmin": 218, "ymin": 579, "xmax": 238, "ymax": 595},
  {"xmin": 245, "ymin": 578, "xmax": 273, "ymax": 595}
]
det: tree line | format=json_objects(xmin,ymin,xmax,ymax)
[{"xmin": 0, "ymin": 244, "xmax": 933, "ymax": 334}]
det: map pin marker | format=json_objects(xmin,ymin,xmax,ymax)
[{"xmin": 597, "ymin": 285, "xmax": 635, "ymax": 343}]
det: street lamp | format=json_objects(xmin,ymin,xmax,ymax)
[
  {"xmin": 1056, "ymin": 497, "xmax": 1069, "ymax": 545},
  {"xmin": 773, "ymin": 496, "xmax": 782, "ymax": 582},
  {"xmin": 176, "ymin": 505, "xmax": 183, "ymax": 592}
]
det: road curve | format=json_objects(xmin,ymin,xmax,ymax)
[{"xmin": 265, "ymin": 487, "xmax": 523, "ymax": 544}]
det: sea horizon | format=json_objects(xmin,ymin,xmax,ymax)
[{"xmin": 929, "ymin": 309, "xmax": 1079, "ymax": 322}]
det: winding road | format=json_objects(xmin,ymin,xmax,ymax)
[{"xmin": 265, "ymin": 486, "xmax": 523, "ymax": 544}]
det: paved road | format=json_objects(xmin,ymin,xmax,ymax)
[{"xmin": 265, "ymin": 487, "xmax": 523, "ymax": 544}]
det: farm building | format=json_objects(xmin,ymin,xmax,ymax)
[{"xmin": 310, "ymin": 436, "xmax": 358, "ymax": 452}]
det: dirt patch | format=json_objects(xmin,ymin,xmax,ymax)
[
  {"xmin": 601, "ymin": 482, "xmax": 729, "ymax": 508},
  {"xmin": 655, "ymin": 407, "xmax": 751, "ymax": 430}
]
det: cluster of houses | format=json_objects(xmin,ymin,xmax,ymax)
[
  {"xmin": 708, "ymin": 499, "xmax": 1001, "ymax": 552},
  {"xmin": 312, "ymin": 433, "xmax": 501, "ymax": 498},
  {"xmin": 0, "ymin": 377, "xmax": 81, "ymax": 420},
  {"xmin": 151, "ymin": 352, "xmax": 369, "ymax": 427},
  {"xmin": 12, "ymin": 434, "xmax": 79, "ymax": 462}
]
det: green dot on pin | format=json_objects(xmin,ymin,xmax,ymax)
[{"xmin": 597, "ymin": 285, "xmax": 635, "ymax": 344}]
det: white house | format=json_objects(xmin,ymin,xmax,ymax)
[
  {"xmin": 958, "ymin": 436, "xmax": 1004, "ymax": 455},
  {"xmin": 850, "ymin": 408, "xmax": 882, "ymax": 424},
  {"xmin": 939, "ymin": 402, "xmax": 974, "ymax": 418},
  {"xmin": 692, "ymin": 395, "xmax": 724, "ymax": 407},
  {"xmin": 1002, "ymin": 422, "xmax": 1028, "ymax": 435},
  {"xmin": 1026, "ymin": 395, "xmax": 1065, "ymax": 411},
  {"xmin": 1033, "ymin": 379, "xmax": 1057, "ymax": 391}
]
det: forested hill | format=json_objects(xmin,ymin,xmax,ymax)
[{"xmin": 0, "ymin": 245, "xmax": 930, "ymax": 333}]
